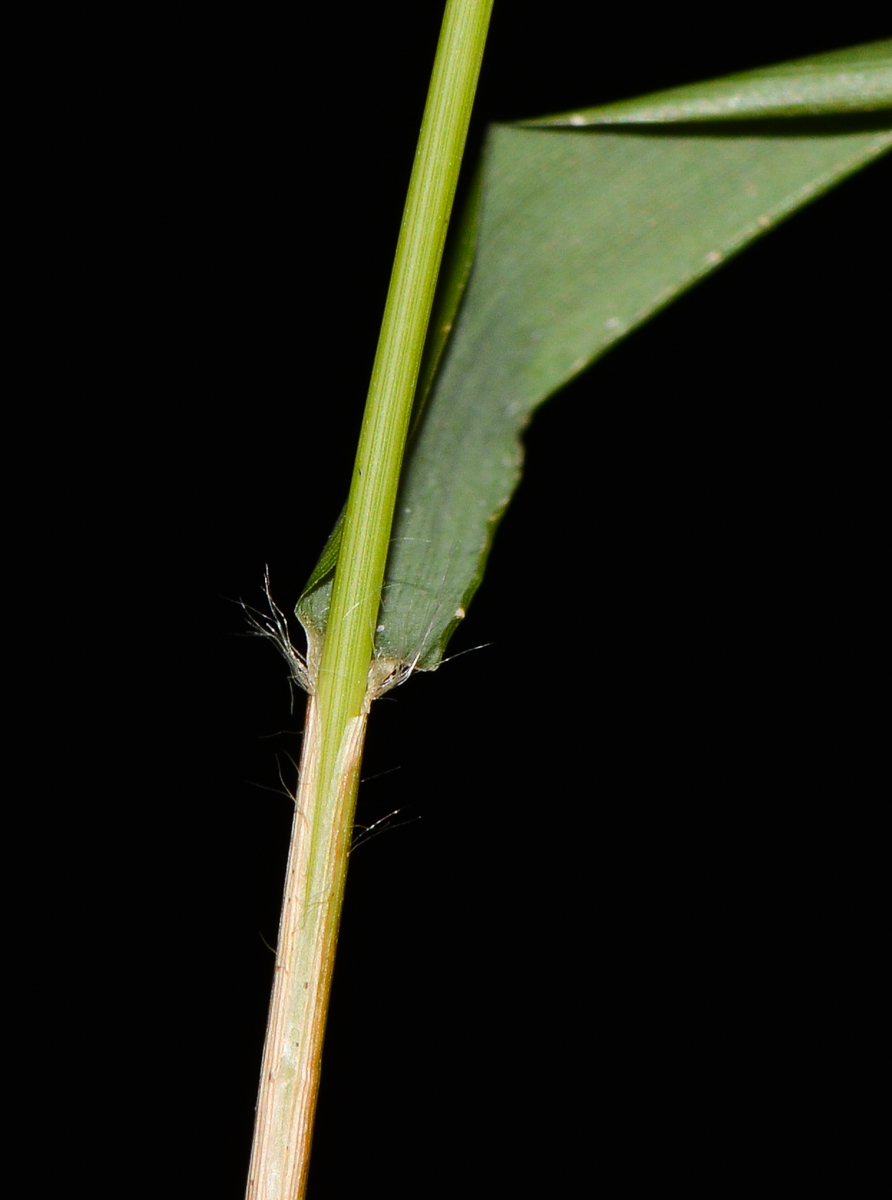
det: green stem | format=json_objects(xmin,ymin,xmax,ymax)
[
  {"xmin": 314, "ymin": 0, "xmax": 494, "ymax": 758},
  {"xmin": 246, "ymin": 3, "xmax": 493, "ymax": 1195}
]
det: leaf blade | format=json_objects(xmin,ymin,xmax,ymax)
[
  {"xmin": 527, "ymin": 40, "xmax": 892, "ymax": 124},
  {"xmin": 298, "ymin": 45, "xmax": 892, "ymax": 670}
]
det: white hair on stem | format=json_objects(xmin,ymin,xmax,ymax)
[
  {"xmin": 241, "ymin": 566, "xmax": 313, "ymax": 699},
  {"xmin": 244, "ymin": 549, "xmax": 489, "ymax": 712}
]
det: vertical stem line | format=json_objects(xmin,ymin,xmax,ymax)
[
  {"xmin": 247, "ymin": 701, "xmax": 367, "ymax": 1199},
  {"xmin": 315, "ymin": 0, "xmax": 495, "ymax": 766},
  {"xmin": 248, "ymin": 3, "xmax": 494, "ymax": 1195}
]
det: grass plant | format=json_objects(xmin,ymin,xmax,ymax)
[{"xmin": 245, "ymin": 17, "xmax": 891, "ymax": 1196}]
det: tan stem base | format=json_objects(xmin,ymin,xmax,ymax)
[{"xmin": 246, "ymin": 697, "xmax": 368, "ymax": 1200}]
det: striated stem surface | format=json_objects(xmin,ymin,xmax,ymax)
[
  {"xmin": 246, "ymin": 696, "xmax": 367, "ymax": 1200},
  {"xmin": 246, "ymin": 3, "xmax": 493, "ymax": 1193}
]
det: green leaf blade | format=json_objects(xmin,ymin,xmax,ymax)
[
  {"xmin": 370, "ymin": 122, "xmax": 891, "ymax": 669},
  {"xmin": 298, "ymin": 44, "xmax": 892, "ymax": 673},
  {"xmin": 528, "ymin": 40, "xmax": 892, "ymax": 124}
]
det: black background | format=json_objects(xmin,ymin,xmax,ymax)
[{"xmin": 36, "ymin": 8, "xmax": 888, "ymax": 1195}]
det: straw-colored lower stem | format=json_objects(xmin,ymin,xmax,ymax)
[{"xmin": 246, "ymin": 695, "xmax": 368, "ymax": 1200}]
